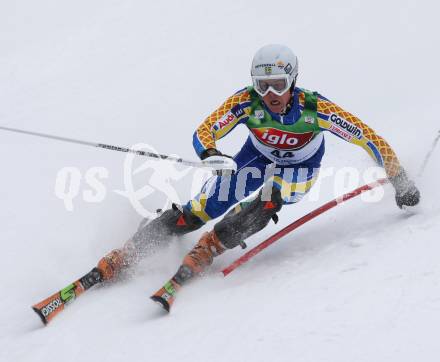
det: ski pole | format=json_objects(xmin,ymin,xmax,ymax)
[
  {"xmin": 418, "ymin": 129, "xmax": 440, "ymax": 177},
  {"xmin": 222, "ymin": 178, "xmax": 388, "ymax": 276},
  {"xmin": 0, "ymin": 125, "xmax": 221, "ymax": 169}
]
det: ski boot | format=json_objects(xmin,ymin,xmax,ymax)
[{"xmin": 150, "ymin": 230, "xmax": 225, "ymax": 312}]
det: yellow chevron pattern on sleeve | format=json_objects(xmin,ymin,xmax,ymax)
[
  {"xmin": 195, "ymin": 90, "xmax": 251, "ymax": 150},
  {"xmin": 316, "ymin": 98, "xmax": 401, "ymax": 177}
]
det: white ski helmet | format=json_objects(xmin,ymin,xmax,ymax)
[{"xmin": 251, "ymin": 44, "xmax": 299, "ymax": 97}]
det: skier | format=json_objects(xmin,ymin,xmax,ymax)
[
  {"xmin": 33, "ymin": 44, "xmax": 421, "ymax": 319},
  {"xmin": 95, "ymin": 44, "xmax": 421, "ymax": 311}
]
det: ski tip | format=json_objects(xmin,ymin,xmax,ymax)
[
  {"xmin": 32, "ymin": 306, "xmax": 48, "ymax": 326},
  {"xmin": 150, "ymin": 295, "xmax": 171, "ymax": 313}
]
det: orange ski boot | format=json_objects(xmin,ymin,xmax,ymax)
[
  {"xmin": 97, "ymin": 248, "xmax": 128, "ymax": 281},
  {"xmin": 150, "ymin": 230, "xmax": 225, "ymax": 312}
]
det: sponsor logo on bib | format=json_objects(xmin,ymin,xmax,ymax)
[
  {"xmin": 251, "ymin": 127, "xmax": 314, "ymax": 150},
  {"xmin": 304, "ymin": 116, "xmax": 315, "ymax": 124},
  {"xmin": 254, "ymin": 110, "xmax": 264, "ymax": 119}
]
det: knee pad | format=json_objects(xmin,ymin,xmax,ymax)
[
  {"xmin": 157, "ymin": 204, "xmax": 205, "ymax": 235},
  {"xmin": 214, "ymin": 186, "xmax": 282, "ymax": 249},
  {"xmin": 131, "ymin": 204, "xmax": 205, "ymax": 251}
]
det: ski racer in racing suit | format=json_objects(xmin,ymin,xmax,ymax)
[{"xmin": 96, "ymin": 44, "xmax": 421, "ymax": 311}]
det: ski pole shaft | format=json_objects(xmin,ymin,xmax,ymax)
[
  {"xmin": 0, "ymin": 125, "xmax": 215, "ymax": 169},
  {"xmin": 222, "ymin": 178, "xmax": 389, "ymax": 276},
  {"xmin": 418, "ymin": 130, "xmax": 440, "ymax": 177}
]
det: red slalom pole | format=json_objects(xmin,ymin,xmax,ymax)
[{"xmin": 222, "ymin": 178, "xmax": 389, "ymax": 277}]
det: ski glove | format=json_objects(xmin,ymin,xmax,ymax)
[
  {"xmin": 200, "ymin": 148, "xmax": 237, "ymax": 176},
  {"xmin": 389, "ymin": 168, "xmax": 421, "ymax": 209}
]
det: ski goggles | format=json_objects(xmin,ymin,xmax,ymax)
[{"xmin": 252, "ymin": 74, "xmax": 292, "ymax": 97}]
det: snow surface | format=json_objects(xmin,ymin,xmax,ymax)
[{"xmin": 1, "ymin": 1, "xmax": 440, "ymax": 361}]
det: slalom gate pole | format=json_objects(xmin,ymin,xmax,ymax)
[
  {"xmin": 222, "ymin": 178, "xmax": 389, "ymax": 277},
  {"xmin": 418, "ymin": 129, "xmax": 440, "ymax": 177},
  {"xmin": 0, "ymin": 125, "xmax": 219, "ymax": 169}
]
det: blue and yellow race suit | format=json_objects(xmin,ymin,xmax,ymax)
[{"xmin": 186, "ymin": 86, "xmax": 400, "ymax": 222}]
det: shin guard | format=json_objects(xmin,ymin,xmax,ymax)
[{"xmin": 214, "ymin": 186, "xmax": 283, "ymax": 249}]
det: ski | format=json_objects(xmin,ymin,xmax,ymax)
[
  {"xmin": 32, "ymin": 267, "xmax": 103, "ymax": 325},
  {"xmin": 150, "ymin": 279, "xmax": 181, "ymax": 312}
]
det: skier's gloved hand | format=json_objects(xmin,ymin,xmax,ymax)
[
  {"xmin": 395, "ymin": 185, "xmax": 420, "ymax": 209},
  {"xmin": 389, "ymin": 167, "xmax": 421, "ymax": 209},
  {"xmin": 201, "ymin": 148, "xmax": 237, "ymax": 176}
]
